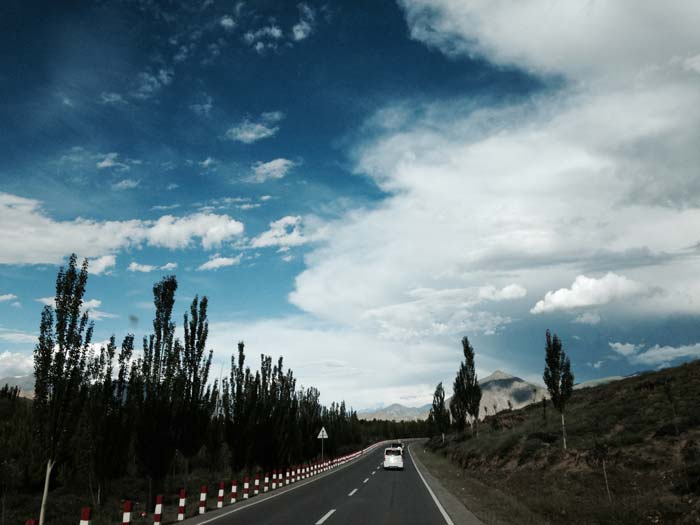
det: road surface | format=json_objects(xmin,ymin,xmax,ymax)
[{"xmin": 190, "ymin": 443, "xmax": 451, "ymax": 525}]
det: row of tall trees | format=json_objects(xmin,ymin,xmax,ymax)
[
  {"xmin": 428, "ymin": 331, "xmax": 574, "ymax": 449},
  {"xmin": 25, "ymin": 255, "xmax": 421, "ymax": 524}
]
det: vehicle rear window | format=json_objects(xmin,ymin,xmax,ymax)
[{"xmin": 385, "ymin": 449, "xmax": 401, "ymax": 456}]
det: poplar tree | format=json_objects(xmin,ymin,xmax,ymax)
[
  {"xmin": 430, "ymin": 382, "xmax": 450, "ymax": 437},
  {"xmin": 33, "ymin": 254, "xmax": 93, "ymax": 525},
  {"xmin": 543, "ymin": 330, "xmax": 574, "ymax": 449}
]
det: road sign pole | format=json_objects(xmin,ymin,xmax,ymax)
[{"xmin": 321, "ymin": 436, "xmax": 324, "ymax": 462}]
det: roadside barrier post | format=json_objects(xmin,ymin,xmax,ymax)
[
  {"xmin": 230, "ymin": 480, "xmax": 237, "ymax": 504},
  {"xmin": 177, "ymin": 489, "xmax": 186, "ymax": 521},
  {"xmin": 217, "ymin": 482, "xmax": 225, "ymax": 508},
  {"xmin": 122, "ymin": 501, "xmax": 132, "ymax": 525},
  {"xmin": 153, "ymin": 495, "xmax": 163, "ymax": 525},
  {"xmin": 254, "ymin": 473, "xmax": 260, "ymax": 495},
  {"xmin": 285, "ymin": 468, "xmax": 290, "ymax": 485},
  {"xmin": 264, "ymin": 473, "xmax": 269, "ymax": 492},
  {"xmin": 199, "ymin": 485, "xmax": 207, "ymax": 514},
  {"xmin": 271, "ymin": 469, "xmax": 277, "ymax": 490},
  {"xmin": 79, "ymin": 507, "xmax": 92, "ymax": 525},
  {"xmin": 243, "ymin": 477, "xmax": 249, "ymax": 499}
]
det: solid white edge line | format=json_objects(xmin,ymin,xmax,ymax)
[
  {"xmin": 348, "ymin": 488, "xmax": 358, "ymax": 496},
  {"xmin": 315, "ymin": 509, "xmax": 336, "ymax": 524},
  {"xmin": 195, "ymin": 442, "xmax": 387, "ymax": 525},
  {"xmin": 407, "ymin": 444, "xmax": 455, "ymax": 525}
]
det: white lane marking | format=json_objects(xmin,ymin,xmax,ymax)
[
  {"xmin": 316, "ymin": 509, "xmax": 336, "ymax": 524},
  {"xmin": 196, "ymin": 442, "xmax": 387, "ymax": 525},
  {"xmin": 407, "ymin": 444, "xmax": 455, "ymax": 525},
  {"xmin": 348, "ymin": 488, "xmax": 358, "ymax": 496},
  {"xmin": 363, "ymin": 478, "xmax": 369, "ymax": 484},
  {"xmin": 371, "ymin": 471, "xmax": 376, "ymax": 476}
]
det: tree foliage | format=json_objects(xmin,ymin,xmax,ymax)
[{"xmin": 543, "ymin": 329, "xmax": 574, "ymax": 449}]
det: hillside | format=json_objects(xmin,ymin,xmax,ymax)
[
  {"xmin": 0, "ymin": 374, "xmax": 34, "ymax": 398},
  {"xmin": 359, "ymin": 370, "xmax": 547, "ymax": 422},
  {"xmin": 421, "ymin": 360, "xmax": 700, "ymax": 524}
]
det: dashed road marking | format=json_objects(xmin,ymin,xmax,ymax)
[
  {"xmin": 348, "ymin": 488, "xmax": 358, "ymax": 496},
  {"xmin": 316, "ymin": 509, "xmax": 336, "ymax": 524},
  {"xmin": 371, "ymin": 471, "xmax": 376, "ymax": 476},
  {"xmin": 363, "ymin": 478, "xmax": 369, "ymax": 483}
]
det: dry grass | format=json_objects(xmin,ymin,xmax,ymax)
[{"xmin": 425, "ymin": 360, "xmax": 700, "ymax": 524}]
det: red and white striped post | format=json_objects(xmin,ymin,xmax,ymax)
[
  {"xmin": 177, "ymin": 489, "xmax": 186, "ymax": 521},
  {"xmin": 199, "ymin": 485, "xmax": 207, "ymax": 514},
  {"xmin": 122, "ymin": 501, "xmax": 133, "ymax": 525},
  {"xmin": 80, "ymin": 507, "xmax": 92, "ymax": 525},
  {"xmin": 285, "ymin": 468, "xmax": 290, "ymax": 485},
  {"xmin": 254, "ymin": 473, "xmax": 260, "ymax": 496},
  {"xmin": 243, "ymin": 477, "xmax": 250, "ymax": 499},
  {"xmin": 271, "ymin": 469, "xmax": 277, "ymax": 490},
  {"xmin": 217, "ymin": 482, "xmax": 225, "ymax": 508},
  {"xmin": 25, "ymin": 520, "xmax": 38, "ymax": 525},
  {"xmin": 153, "ymin": 495, "xmax": 163, "ymax": 525},
  {"xmin": 264, "ymin": 473, "xmax": 269, "ymax": 493},
  {"xmin": 230, "ymin": 480, "xmax": 237, "ymax": 504},
  {"xmin": 296, "ymin": 466, "xmax": 300, "ymax": 481},
  {"xmin": 303, "ymin": 465, "xmax": 307, "ymax": 479}
]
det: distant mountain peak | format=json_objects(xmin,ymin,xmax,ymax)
[{"xmin": 480, "ymin": 370, "xmax": 515, "ymax": 383}]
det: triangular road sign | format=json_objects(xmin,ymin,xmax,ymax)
[{"xmin": 317, "ymin": 427, "xmax": 328, "ymax": 439}]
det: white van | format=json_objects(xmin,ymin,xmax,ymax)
[{"xmin": 383, "ymin": 447, "xmax": 404, "ymax": 470}]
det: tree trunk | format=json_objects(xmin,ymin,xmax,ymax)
[
  {"xmin": 474, "ymin": 418, "xmax": 478, "ymax": 437},
  {"xmin": 602, "ymin": 458, "xmax": 612, "ymax": 502},
  {"xmin": 561, "ymin": 412, "xmax": 567, "ymax": 450},
  {"xmin": 39, "ymin": 459, "xmax": 54, "ymax": 525}
]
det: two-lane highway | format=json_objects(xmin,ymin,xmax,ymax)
[{"xmin": 191, "ymin": 443, "xmax": 450, "ymax": 525}]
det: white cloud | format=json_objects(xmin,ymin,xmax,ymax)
[
  {"xmin": 128, "ymin": 261, "xmax": 177, "ymax": 273},
  {"xmin": 100, "ymin": 92, "xmax": 126, "ymax": 104},
  {"xmin": 220, "ymin": 15, "xmax": 236, "ymax": 30},
  {"xmin": 251, "ymin": 215, "xmax": 328, "ymax": 249},
  {"xmin": 260, "ymin": 195, "xmax": 273, "ymax": 201},
  {"xmin": 225, "ymin": 112, "xmax": 284, "ymax": 144},
  {"xmin": 531, "ymin": 273, "xmax": 648, "ymax": 314},
  {"xmin": 0, "ymin": 193, "xmax": 245, "ymax": 264},
  {"xmin": 88, "ymin": 255, "xmax": 116, "ymax": 275},
  {"xmin": 292, "ymin": 4, "xmax": 316, "ymax": 41},
  {"xmin": 0, "ymin": 350, "xmax": 34, "ymax": 376},
  {"xmin": 166, "ymin": 183, "xmax": 179, "ymax": 190},
  {"xmin": 128, "ymin": 262, "xmax": 157, "ymax": 273},
  {"xmin": 0, "ymin": 294, "xmax": 18, "ymax": 302},
  {"xmin": 151, "ymin": 204, "xmax": 180, "ymax": 211},
  {"xmin": 0, "ymin": 329, "xmax": 36, "ymax": 344},
  {"xmin": 630, "ymin": 343, "xmax": 700, "ymax": 366},
  {"xmin": 249, "ymin": 158, "xmax": 295, "ymax": 183},
  {"xmin": 190, "ymin": 94, "xmax": 213, "ymax": 117},
  {"xmin": 197, "ymin": 254, "xmax": 242, "ymax": 271},
  {"xmin": 478, "ymin": 284, "xmax": 526, "ymax": 301},
  {"xmin": 573, "ymin": 312, "xmax": 602, "ymax": 325},
  {"xmin": 131, "ymin": 69, "xmax": 174, "ymax": 100},
  {"xmin": 609, "ymin": 341, "xmax": 642, "ymax": 357},
  {"xmin": 112, "ymin": 179, "xmax": 140, "ymax": 190},
  {"xmin": 97, "ymin": 153, "xmax": 128, "ymax": 170},
  {"xmin": 200, "ymin": 157, "xmax": 216, "ymax": 168}
]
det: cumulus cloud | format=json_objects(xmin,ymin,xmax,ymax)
[
  {"xmin": 88, "ymin": 255, "xmax": 117, "ymax": 275},
  {"xmin": 573, "ymin": 312, "xmax": 602, "ymax": 326},
  {"xmin": 112, "ymin": 178, "xmax": 140, "ymax": 190},
  {"xmin": 220, "ymin": 15, "xmax": 235, "ymax": 30},
  {"xmin": 190, "ymin": 94, "xmax": 213, "ymax": 117},
  {"xmin": 292, "ymin": 3, "xmax": 316, "ymax": 41},
  {"xmin": 225, "ymin": 112, "xmax": 284, "ymax": 143},
  {"xmin": 530, "ymin": 273, "xmax": 648, "ymax": 314},
  {"xmin": 97, "ymin": 153, "xmax": 128, "ymax": 170},
  {"xmin": 131, "ymin": 69, "xmax": 174, "ymax": 100},
  {"xmin": 0, "ymin": 193, "xmax": 244, "ymax": 265},
  {"xmin": 0, "ymin": 294, "xmax": 18, "ymax": 302},
  {"xmin": 197, "ymin": 254, "xmax": 241, "ymax": 271},
  {"xmin": 0, "ymin": 350, "xmax": 34, "ymax": 376},
  {"xmin": 251, "ymin": 215, "xmax": 328, "ymax": 249},
  {"xmin": 248, "ymin": 158, "xmax": 295, "ymax": 183},
  {"xmin": 127, "ymin": 261, "xmax": 177, "ymax": 273},
  {"xmin": 630, "ymin": 343, "xmax": 700, "ymax": 366},
  {"xmin": 609, "ymin": 341, "xmax": 642, "ymax": 357}
]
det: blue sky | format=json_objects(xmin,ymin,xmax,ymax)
[{"xmin": 2, "ymin": 0, "xmax": 700, "ymax": 408}]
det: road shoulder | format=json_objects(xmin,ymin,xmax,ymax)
[{"xmin": 408, "ymin": 443, "xmax": 483, "ymax": 525}]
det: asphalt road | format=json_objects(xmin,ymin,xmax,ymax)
[{"xmin": 190, "ymin": 443, "xmax": 449, "ymax": 525}]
